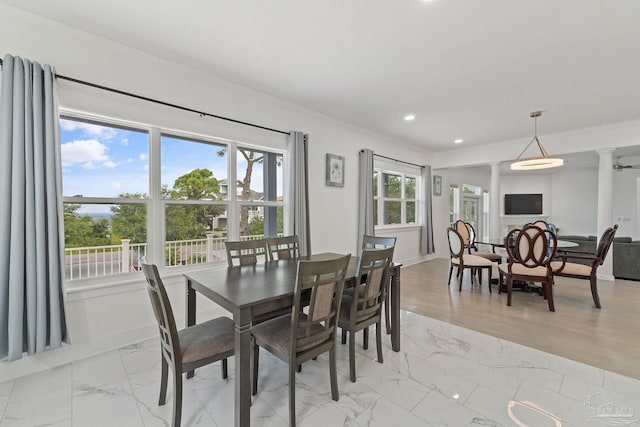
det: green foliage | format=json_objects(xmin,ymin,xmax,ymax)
[
  {"xmin": 63, "ymin": 204, "xmax": 111, "ymax": 247},
  {"xmin": 171, "ymin": 168, "xmax": 220, "ymax": 200},
  {"xmin": 111, "ymin": 193, "xmax": 147, "ymax": 244}
]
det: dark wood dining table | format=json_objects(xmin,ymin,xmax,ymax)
[{"xmin": 183, "ymin": 253, "xmax": 402, "ymax": 427}]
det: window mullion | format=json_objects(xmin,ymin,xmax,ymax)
[{"xmin": 149, "ymin": 127, "xmax": 163, "ymax": 266}]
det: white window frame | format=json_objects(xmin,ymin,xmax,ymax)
[
  {"xmin": 373, "ymin": 164, "xmax": 421, "ymax": 230},
  {"xmin": 60, "ymin": 110, "xmax": 286, "ymax": 290}
]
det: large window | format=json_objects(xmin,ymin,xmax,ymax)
[
  {"xmin": 373, "ymin": 168, "xmax": 419, "ymax": 227},
  {"xmin": 60, "ymin": 115, "xmax": 285, "ymax": 283}
]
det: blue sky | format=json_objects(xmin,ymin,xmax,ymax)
[{"xmin": 60, "ymin": 118, "xmax": 281, "ymax": 213}]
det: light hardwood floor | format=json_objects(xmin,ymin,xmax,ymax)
[{"xmin": 400, "ymin": 258, "xmax": 640, "ymax": 380}]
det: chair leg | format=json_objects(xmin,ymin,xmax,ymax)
[
  {"xmin": 498, "ymin": 271, "xmax": 503, "ymax": 294},
  {"xmin": 159, "ymin": 356, "xmax": 168, "ymax": 405},
  {"xmin": 487, "ymin": 267, "xmax": 492, "ymax": 293},
  {"xmin": 478, "ymin": 268, "xmax": 483, "ymax": 285},
  {"xmin": 376, "ymin": 321, "xmax": 383, "ymax": 364},
  {"xmin": 384, "ymin": 290, "xmax": 391, "ymax": 335},
  {"xmin": 221, "ymin": 358, "xmax": 228, "ymax": 379},
  {"xmin": 546, "ymin": 281, "xmax": 555, "ymax": 312},
  {"xmin": 458, "ymin": 267, "xmax": 463, "ymax": 292},
  {"xmin": 329, "ymin": 347, "xmax": 339, "ymax": 401},
  {"xmin": 507, "ymin": 277, "xmax": 513, "ymax": 306},
  {"xmin": 252, "ymin": 342, "xmax": 259, "ymax": 396},
  {"xmin": 590, "ymin": 275, "xmax": 602, "ymax": 308},
  {"xmin": 341, "ymin": 328, "xmax": 347, "ymax": 345},
  {"xmin": 289, "ymin": 363, "xmax": 297, "ymax": 427},
  {"xmin": 349, "ymin": 329, "xmax": 356, "ymax": 382},
  {"xmin": 448, "ymin": 264, "xmax": 453, "ymax": 287},
  {"xmin": 172, "ymin": 369, "xmax": 183, "ymax": 427},
  {"xmin": 363, "ymin": 327, "xmax": 369, "ymax": 350}
]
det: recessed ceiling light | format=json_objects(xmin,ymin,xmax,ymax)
[
  {"xmin": 404, "ymin": 114, "xmax": 416, "ymax": 121},
  {"xmin": 454, "ymin": 139, "xmax": 463, "ymax": 144}
]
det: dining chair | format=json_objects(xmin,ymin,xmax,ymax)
[
  {"xmin": 464, "ymin": 221, "xmax": 502, "ymax": 264},
  {"xmin": 551, "ymin": 225, "xmax": 618, "ymax": 308},
  {"xmin": 338, "ymin": 247, "xmax": 394, "ymax": 382},
  {"xmin": 447, "ymin": 227, "xmax": 493, "ymax": 292},
  {"xmin": 251, "ymin": 254, "xmax": 351, "ymax": 427},
  {"xmin": 361, "ymin": 235, "xmax": 396, "ymax": 337},
  {"xmin": 266, "ymin": 235, "xmax": 300, "ymax": 261},
  {"xmin": 498, "ymin": 225, "xmax": 557, "ymax": 311},
  {"xmin": 141, "ymin": 263, "xmax": 235, "ymax": 427},
  {"xmin": 225, "ymin": 238, "xmax": 267, "ymax": 267}
]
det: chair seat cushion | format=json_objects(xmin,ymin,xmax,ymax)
[
  {"xmin": 252, "ymin": 314, "xmax": 329, "ymax": 360},
  {"xmin": 498, "ymin": 263, "xmax": 549, "ymax": 277},
  {"xmin": 452, "ymin": 255, "xmax": 493, "ymax": 267},
  {"xmin": 551, "ymin": 261, "xmax": 592, "ymax": 277},
  {"xmin": 475, "ymin": 252, "xmax": 502, "ymax": 262},
  {"xmin": 178, "ymin": 316, "xmax": 235, "ymax": 365}
]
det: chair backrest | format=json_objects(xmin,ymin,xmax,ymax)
[
  {"xmin": 225, "ymin": 238, "xmax": 267, "ymax": 267},
  {"xmin": 362, "ymin": 235, "xmax": 397, "ymax": 249},
  {"xmin": 290, "ymin": 254, "xmax": 351, "ymax": 356},
  {"xmin": 353, "ymin": 247, "xmax": 394, "ymax": 322},
  {"xmin": 453, "ymin": 220, "xmax": 470, "ymax": 246},
  {"xmin": 595, "ymin": 224, "xmax": 618, "ymax": 266},
  {"xmin": 529, "ymin": 220, "xmax": 549, "ymax": 230},
  {"xmin": 465, "ymin": 222, "xmax": 477, "ymax": 246},
  {"xmin": 505, "ymin": 225, "xmax": 557, "ymax": 268},
  {"xmin": 266, "ymin": 235, "xmax": 300, "ymax": 261},
  {"xmin": 140, "ymin": 263, "xmax": 181, "ymax": 369},
  {"xmin": 447, "ymin": 227, "xmax": 464, "ymax": 259}
]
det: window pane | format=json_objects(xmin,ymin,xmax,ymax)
[
  {"xmin": 383, "ymin": 173, "xmax": 402, "ymax": 198},
  {"xmin": 165, "ymin": 204, "xmax": 226, "ymax": 267},
  {"xmin": 161, "ymin": 135, "xmax": 227, "ymax": 200},
  {"xmin": 63, "ymin": 202, "xmax": 147, "ymax": 280},
  {"xmin": 237, "ymin": 149, "xmax": 283, "ymax": 202},
  {"xmin": 383, "ymin": 201, "xmax": 401, "ymax": 224},
  {"xmin": 373, "ymin": 199, "xmax": 378, "ymax": 226},
  {"xmin": 60, "ymin": 117, "xmax": 148, "ymax": 198},
  {"xmin": 373, "ymin": 170, "xmax": 378, "ymax": 195},
  {"xmin": 405, "ymin": 177, "xmax": 416, "ymax": 199},
  {"xmin": 406, "ymin": 201, "xmax": 416, "ymax": 224}
]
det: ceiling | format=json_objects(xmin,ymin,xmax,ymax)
[{"xmin": 3, "ymin": 0, "xmax": 640, "ymax": 153}]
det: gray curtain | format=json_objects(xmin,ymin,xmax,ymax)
[
  {"xmin": 286, "ymin": 131, "xmax": 311, "ymax": 256},
  {"xmin": 0, "ymin": 54, "xmax": 68, "ymax": 361},
  {"xmin": 357, "ymin": 149, "xmax": 375, "ymax": 249},
  {"xmin": 420, "ymin": 165, "xmax": 435, "ymax": 254}
]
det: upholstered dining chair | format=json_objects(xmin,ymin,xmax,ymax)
[
  {"xmin": 361, "ymin": 235, "xmax": 396, "ymax": 336},
  {"xmin": 141, "ymin": 263, "xmax": 235, "ymax": 427},
  {"xmin": 551, "ymin": 225, "xmax": 618, "ymax": 308},
  {"xmin": 498, "ymin": 225, "xmax": 558, "ymax": 311},
  {"xmin": 464, "ymin": 221, "xmax": 503, "ymax": 264},
  {"xmin": 339, "ymin": 247, "xmax": 394, "ymax": 382},
  {"xmin": 447, "ymin": 227, "xmax": 493, "ymax": 292},
  {"xmin": 266, "ymin": 235, "xmax": 300, "ymax": 261},
  {"xmin": 225, "ymin": 238, "xmax": 267, "ymax": 267},
  {"xmin": 251, "ymin": 254, "xmax": 350, "ymax": 427}
]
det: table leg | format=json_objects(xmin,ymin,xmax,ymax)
[
  {"xmin": 235, "ymin": 308, "xmax": 252, "ymax": 427},
  {"xmin": 186, "ymin": 279, "xmax": 196, "ymax": 378},
  {"xmin": 390, "ymin": 265, "xmax": 401, "ymax": 352}
]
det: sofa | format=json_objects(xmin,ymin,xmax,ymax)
[{"xmin": 556, "ymin": 235, "xmax": 640, "ymax": 281}]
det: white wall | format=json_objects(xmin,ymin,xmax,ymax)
[
  {"xmin": 551, "ymin": 170, "xmax": 598, "ymax": 236},
  {"xmin": 0, "ymin": 4, "xmax": 434, "ymax": 381}
]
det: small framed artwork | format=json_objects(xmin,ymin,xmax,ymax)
[
  {"xmin": 433, "ymin": 175, "xmax": 442, "ymax": 196},
  {"xmin": 326, "ymin": 153, "xmax": 345, "ymax": 187}
]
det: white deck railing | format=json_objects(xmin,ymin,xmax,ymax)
[{"xmin": 64, "ymin": 234, "xmax": 268, "ymax": 280}]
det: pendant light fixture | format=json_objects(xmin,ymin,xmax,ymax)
[{"xmin": 510, "ymin": 111, "xmax": 564, "ymax": 170}]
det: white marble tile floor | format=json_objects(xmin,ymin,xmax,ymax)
[{"xmin": 1, "ymin": 311, "xmax": 638, "ymax": 426}]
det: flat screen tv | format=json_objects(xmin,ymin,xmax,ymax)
[{"xmin": 504, "ymin": 193, "xmax": 543, "ymax": 215}]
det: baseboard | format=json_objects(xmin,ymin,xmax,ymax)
[{"xmin": 597, "ymin": 273, "xmax": 615, "ymax": 281}]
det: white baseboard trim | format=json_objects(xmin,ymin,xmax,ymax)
[{"xmin": 597, "ymin": 273, "xmax": 615, "ymax": 281}]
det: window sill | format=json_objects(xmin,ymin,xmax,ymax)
[{"xmin": 374, "ymin": 224, "xmax": 422, "ymax": 233}]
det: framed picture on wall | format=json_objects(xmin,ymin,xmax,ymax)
[
  {"xmin": 433, "ymin": 175, "xmax": 442, "ymax": 196},
  {"xmin": 326, "ymin": 153, "xmax": 345, "ymax": 187}
]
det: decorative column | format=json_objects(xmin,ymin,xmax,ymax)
[
  {"xmin": 597, "ymin": 148, "xmax": 615, "ymax": 280},
  {"xmin": 490, "ymin": 162, "xmax": 501, "ymax": 238}
]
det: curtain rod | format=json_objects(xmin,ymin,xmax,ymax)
[
  {"xmin": 372, "ymin": 152, "xmax": 425, "ymax": 169},
  {"xmin": 0, "ymin": 57, "xmax": 290, "ymax": 136}
]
